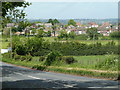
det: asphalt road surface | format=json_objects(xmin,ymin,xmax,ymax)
[{"xmin": 0, "ymin": 61, "xmax": 119, "ymax": 90}]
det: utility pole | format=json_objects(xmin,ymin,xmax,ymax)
[
  {"xmin": 7, "ymin": 23, "xmax": 14, "ymax": 59},
  {"xmin": 10, "ymin": 27, "xmax": 12, "ymax": 59}
]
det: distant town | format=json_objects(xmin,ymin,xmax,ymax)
[{"xmin": 5, "ymin": 19, "xmax": 118, "ymax": 37}]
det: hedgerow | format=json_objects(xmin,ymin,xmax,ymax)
[{"xmin": 12, "ymin": 37, "xmax": 119, "ymax": 56}]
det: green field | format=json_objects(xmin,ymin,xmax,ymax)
[
  {"xmin": 1, "ymin": 36, "xmax": 118, "ymax": 49},
  {"xmin": 43, "ymin": 37, "xmax": 118, "ymax": 45}
]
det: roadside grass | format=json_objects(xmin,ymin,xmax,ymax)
[
  {"xmin": 48, "ymin": 55, "xmax": 118, "ymax": 71},
  {"xmin": 1, "ymin": 54, "xmax": 118, "ymax": 80},
  {"xmin": 73, "ymin": 55, "xmax": 115, "ymax": 69}
]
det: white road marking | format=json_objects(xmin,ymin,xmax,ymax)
[
  {"xmin": 14, "ymin": 72, "xmax": 73, "ymax": 88},
  {"xmin": 14, "ymin": 72, "xmax": 46, "ymax": 80},
  {"xmin": 88, "ymin": 86, "xmax": 119, "ymax": 88},
  {"xmin": 63, "ymin": 84, "xmax": 73, "ymax": 88}
]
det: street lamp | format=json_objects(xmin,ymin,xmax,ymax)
[{"xmin": 7, "ymin": 23, "xmax": 14, "ymax": 59}]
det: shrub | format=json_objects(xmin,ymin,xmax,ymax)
[
  {"xmin": 25, "ymin": 55, "xmax": 32, "ymax": 61},
  {"xmin": 32, "ymin": 65, "xmax": 47, "ymax": 71},
  {"xmin": 5, "ymin": 39, "xmax": 8, "ymax": 42},
  {"xmin": 39, "ymin": 56, "xmax": 45, "ymax": 61},
  {"xmin": 44, "ymin": 51, "xmax": 62, "ymax": 66},
  {"xmin": 15, "ymin": 44, "xmax": 28, "ymax": 55},
  {"xmin": 62, "ymin": 56, "xmax": 77, "ymax": 64},
  {"xmin": 20, "ymin": 56, "xmax": 26, "ymax": 61},
  {"xmin": 14, "ymin": 55, "xmax": 21, "ymax": 60},
  {"xmin": 2, "ymin": 53, "xmax": 10, "ymax": 58},
  {"xmin": 14, "ymin": 55, "xmax": 32, "ymax": 61},
  {"xmin": 95, "ymin": 56, "xmax": 118, "ymax": 70}
]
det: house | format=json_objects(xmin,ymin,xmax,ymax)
[
  {"xmin": 97, "ymin": 22, "xmax": 112, "ymax": 36},
  {"xmin": 15, "ymin": 32, "xmax": 21, "ymax": 35},
  {"xmin": 76, "ymin": 22, "xmax": 82, "ymax": 27},
  {"xmin": 15, "ymin": 32, "xmax": 25, "ymax": 35},
  {"xmin": 87, "ymin": 22, "xmax": 99, "ymax": 28},
  {"xmin": 44, "ymin": 23, "xmax": 52, "ymax": 27},
  {"xmin": 67, "ymin": 25, "xmax": 75, "ymax": 29},
  {"xmin": 35, "ymin": 23, "xmax": 44, "ymax": 26},
  {"xmin": 7, "ymin": 23, "xmax": 15, "ymax": 27}
]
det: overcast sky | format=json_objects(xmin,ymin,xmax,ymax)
[{"xmin": 24, "ymin": 1, "xmax": 118, "ymax": 19}]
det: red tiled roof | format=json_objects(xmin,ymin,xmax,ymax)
[
  {"xmin": 88, "ymin": 22, "xmax": 98, "ymax": 25},
  {"xmin": 76, "ymin": 22, "xmax": 81, "ymax": 26},
  {"xmin": 101, "ymin": 22, "xmax": 111, "ymax": 27}
]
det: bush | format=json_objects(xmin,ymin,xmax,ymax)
[
  {"xmin": 39, "ymin": 56, "xmax": 45, "ymax": 61},
  {"xmin": 25, "ymin": 55, "xmax": 32, "ymax": 61},
  {"xmin": 15, "ymin": 44, "xmax": 28, "ymax": 55},
  {"xmin": 2, "ymin": 53, "xmax": 10, "ymax": 58},
  {"xmin": 62, "ymin": 56, "xmax": 77, "ymax": 64},
  {"xmin": 14, "ymin": 55, "xmax": 32, "ymax": 61},
  {"xmin": 5, "ymin": 39, "xmax": 8, "ymax": 42},
  {"xmin": 14, "ymin": 55, "xmax": 21, "ymax": 60},
  {"xmin": 95, "ymin": 56, "xmax": 118, "ymax": 70},
  {"xmin": 32, "ymin": 65, "xmax": 47, "ymax": 71},
  {"xmin": 44, "ymin": 51, "xmax": 62, "ymax": 66},
  {"xmin": 20, "ymin": 56, "xmax": 26, "ymax": 61}
]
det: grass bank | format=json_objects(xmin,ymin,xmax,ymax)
[{"xmin": 2, "ymin": 54, "xmax": 118, "ymax": 80}]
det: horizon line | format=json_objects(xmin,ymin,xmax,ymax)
[{"xmin": 27, "ymin": 18, "xmax": 118, "ymax": 20}]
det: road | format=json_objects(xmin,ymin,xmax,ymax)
[{"xmin": 0, "ymin": 61, "xmax": 119, "ymax": 90}]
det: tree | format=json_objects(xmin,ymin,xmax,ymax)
[
  {"xmin": 48, "ymin": 19, "xmax": 60, "ymax": 36},
  {"xmin": 48, "ymin": 19, "xmax": 60, "ymax": 25},
  {"xmin": 58, "ymin": 29, "xmax": 68, "ymax": 40},
  {"xmin": 86, "ymin": 28, "xmax": 98, "ymax": 40},
  {"xmin": 68, "ymin": 31, "xmax": 76, "ymax": 39},
  {"xmin": 37, "ymin": 29, "xmax": 45, "ymax": 38},
  {"xmin": 17, "ymin": 21, "xmax": 31, "ymax": 32},
  {"xmin": 68, "ymin": 19, "xmax": 76, "ymax": 26},
  {"xmin": 52, "ymin": 25, "xmax": 57, "ymax": 37},
  {"xmin": 31, "ymin": 28, "xmax": 36, "ymax": 35},
  {"xmin": 45, "ymin": 31, "xmax": 51, "ymax": 37},
  {"xmin": 2, "ymin": 2, "xmax": 31, "ymax": 17},
  {"xmin": 11, "ymin": 27, "xmax": 18, "ymax": 33},
  {"xmin": 2, "ymin": 2, "xmax": 31, "ymax": 27},
  {"xmin": 47, "ymin": 19, "xmax": 53, "ymax": 25},
  {"xmin": 53, "ymin": 19, "xmax": 60, "ymax": 24}
]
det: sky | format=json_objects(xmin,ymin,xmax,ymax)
[{"xmin": 24, "ymin": 1, "xmax": 118, "ymax": 19}]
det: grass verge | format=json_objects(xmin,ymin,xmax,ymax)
[{"xmin": 2, "ymin": 57, "xmax": 118, "ymax": 80}]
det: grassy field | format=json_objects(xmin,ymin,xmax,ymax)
[
  {"xmin": 43, "ymin": 37, "xmax": 118, "ymax": 45},
  {"xmin": 73, "ymin": 40, "xmax": 118, "ymax": 45},
  {"xmin": 1, "ymin": 36, "xmax": 118, "ymax": 49}
]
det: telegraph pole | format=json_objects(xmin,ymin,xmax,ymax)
[{"xmin": 7, "ymin": 23, "xmax": 14, "ymax": 59}]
